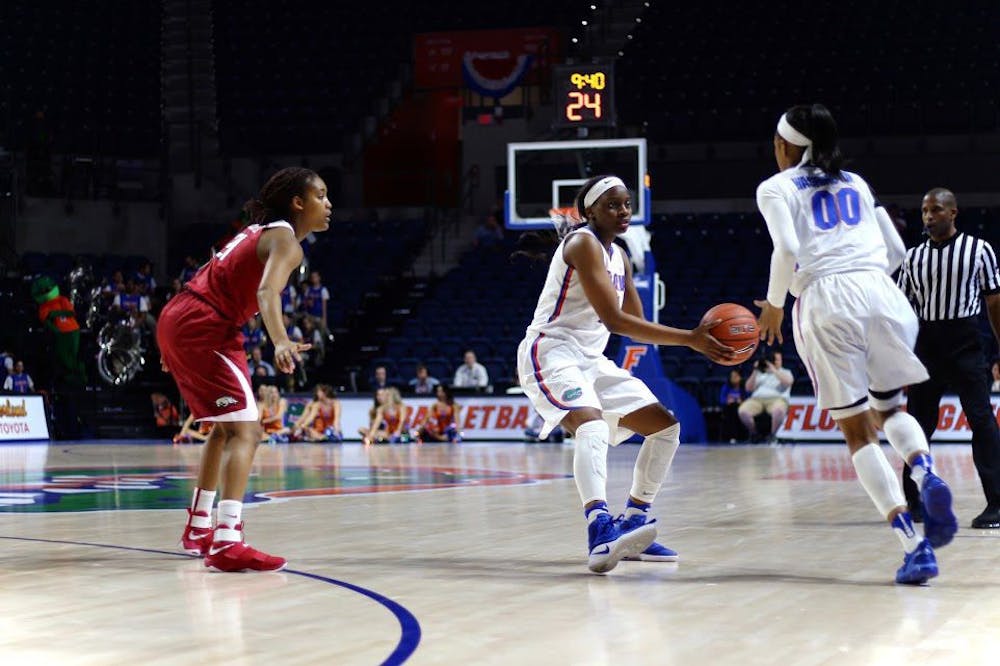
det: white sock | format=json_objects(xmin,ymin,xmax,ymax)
[
  {"xmin": 188, "ymin": 488, "xmax": 215, "ymax": 528},
  {"xmin": 852, "ymin": 443, "xmax": 906, "ymax": 518},
  {"xmin": 891, "ymin": 512, "xmax": 922, "ymax": 553},
  {"xmin": 629, "ymin": 423, "xmax": 680, "ymax": 502},
  {"xmin": 217, "ymin": 499, "xmax": 243, "ymax": 529},
  {"xmin": 585, "ymin": 501, "xmax": 610, "ymax": 523},
  {"xmin": 573, "ymin": 420, "xmax": 610, "ymax": 506}
]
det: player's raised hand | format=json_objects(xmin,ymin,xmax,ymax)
[
  {"xmin": 754, "ymin": 299, "xmax": 784, "ymax": 345},
  {"xmin": 690, "ymin": 318, "xmax": 737, "ymax": 364},
  {"xmin": 273, "ymin": 341, "xmax": 312, "ymax": 374}
]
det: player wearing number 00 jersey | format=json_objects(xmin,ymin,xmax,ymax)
[{"xmin": 754, "ymin": 104, "xmax": 957, "ymax": 585}]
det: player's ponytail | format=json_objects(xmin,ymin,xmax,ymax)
[
  {"xmin": 784, "ymin": 104, "xmax": 844, "ymax": 177},
  {"xmin": 242, "ymin": 166, "xmax": 319, "ymax": 226}
]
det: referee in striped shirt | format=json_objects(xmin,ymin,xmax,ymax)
[{"xmin": 897, "ymin": 188, "xmax": 1000, "ymax": 529}]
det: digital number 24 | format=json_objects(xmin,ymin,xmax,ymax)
[{"xmin": 566, "ymin": 92, "xmax": 602, "ymax": 121}]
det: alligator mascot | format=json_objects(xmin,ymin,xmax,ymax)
[{"xmin": 31, "ymin": 276, "xmax": 87, "ymax": 387}]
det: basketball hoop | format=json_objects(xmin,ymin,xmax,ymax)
[{"xmin": 549, "ymin": 206, "xmax": 582, "ymax": 239}]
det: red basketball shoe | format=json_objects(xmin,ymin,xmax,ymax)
[
  {"xmin": 204, "ymin": 524, "xmax": 287, "ymax": 573},
  {"xmin": 179, "ymin": 509, "xmax": 214, "ymax": 556}
]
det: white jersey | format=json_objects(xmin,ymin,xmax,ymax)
[
  {"xmin": 523, "ymin": 227, "xmax": 626, "ymax": 358},
  {"xmin": 757, "ymin": 166, "xmax": 888, "ymax": 297}
]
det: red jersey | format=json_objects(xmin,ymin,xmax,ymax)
[{"xmin": 185, "ymin": 221, "xmax": 293, "ymax": 325}]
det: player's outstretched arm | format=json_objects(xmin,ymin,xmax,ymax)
[{"xmin": 564, "ymin": 234, "xmax": 734, "ymax": 363}]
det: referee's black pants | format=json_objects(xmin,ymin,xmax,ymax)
[{"xmin": 904, "ymin": 318, "xmax": 1000, "ymax": 510}]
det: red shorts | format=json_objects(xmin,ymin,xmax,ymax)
[{"xmin": 156, "ymin": 292, "xmax": 259, "ymax": 422}]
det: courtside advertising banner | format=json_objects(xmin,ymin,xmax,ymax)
[
  {"xmin": 0, "ymin": 396, "xmax": 50, "ymax": 441},
  {"xmin": 292, "ymin": 395, "xmax": 535, "ymax": 441},
  {"xmin": 780, "ymin": 395, "xmax": 988, "ymax": 442}
]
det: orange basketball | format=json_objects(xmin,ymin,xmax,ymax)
[{"xmin": 701, "ymin": 303, "xmax": 759, "ymax": 366}]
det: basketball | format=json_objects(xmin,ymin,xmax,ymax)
[{"xmin": 701, "ymin": 303, "xmax": 759, "ymax": 366}]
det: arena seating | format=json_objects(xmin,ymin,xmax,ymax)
[
  {"xmin": 0, "ymin": 0, "xmax": 161, "ymax": 156},
  {"xmin": 211, "ymin": 1, "xmax": 584, "ymax": 155},
  {"xmin": 617, "ymin": 1, "xmax": 999, "ymax": 141}
]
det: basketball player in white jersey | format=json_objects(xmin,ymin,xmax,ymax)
[
  {"xmin": 754, "ymin": 104, "xmax": 958, "ymax": 584},
  {"xmin": 516, "ymin": 175, "xmax": 735, "ymax": 573}
]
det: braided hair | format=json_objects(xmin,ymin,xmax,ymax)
[{"xmin": 242, "ymin": 167, "xmax": 319, "ymax": 226}]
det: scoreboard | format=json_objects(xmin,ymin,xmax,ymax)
[{"xmin": 552, "ymin": 64, "xmax": 616, "ymax": 128}]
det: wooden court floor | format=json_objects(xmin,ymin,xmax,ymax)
[{"xmin": 1, "ymin": 439, "xmax": 998, "ymax": 665}]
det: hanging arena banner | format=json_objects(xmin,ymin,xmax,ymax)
[{"xmin": 414, "ymin": 27, "xmax": 560, "ymax": 90}]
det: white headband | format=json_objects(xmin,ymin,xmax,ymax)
[
  {"xmin": 583, "ymin": 176, "xmax": 627, "ymax": 209},
  {"xmin": 777, "ymin": 114, "xmax": 811, "ymax": 147},
  {"xmin": 777, "ymin": 113, "xmax": 813, "ymax": 165}
]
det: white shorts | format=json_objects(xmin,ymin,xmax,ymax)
[
  {"xmin": 516, "ymin": 334, "xmax": 659, "ymax": 444},
  {"xmin": 792, "ymin": 271, "xmax": 930, "ymax": 418}
]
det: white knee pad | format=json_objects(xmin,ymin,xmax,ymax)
[
  {"xmin": 882, "ymin": 411, "xmax": 929, "ymax": 463},
  {"xmin": 629, "ymin": 423, "xmax": 681, "ymax": 502},
  {"xmin": 852, "ymin": 443, "xmax": 906, "ymax": 518},
  {"xmin": 574, "ymin": 420, "xmax": 610, "ymax": 505}
]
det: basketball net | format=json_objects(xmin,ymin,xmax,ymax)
[{"xmin": 549, "ymin": 206, "xmax": 583, "ymax": 239}]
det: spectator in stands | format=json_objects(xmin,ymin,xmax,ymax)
[
  {"xmin": 258, "ymin": 385, "xmax": 290, "ymax": 443},
  {"xmin": 103, "ymin": 270, "xmax": 126, "ymax": 296},
  {"xmin": 363, "ymin": 387, "xmax": 409, "ymax": 445},
  {"xmin": 243, "ymin": 316, "xmax": 266, "ymax": 353},
  {"xmin": 414, "ymin": 384, "xmax": 461, "ymax": 443},
  {"xmin": 166, "ymin": 278, "xmax": 184, "ymax": 303},
  {"xmin": 300, "ymin": 315, "xmax": 325, "ymax": 367},
  {"xmin": 453, "ymin": 349, "xmax": 489, "ymax": 389},
  {"xmin": 992, "ymin": 361, "xmax": 1000, "ymax": 393},
  {"xmin": 886, "ymin": 203, "xmax": 909, "ymax": 241},
  {"xmin": 283, "ymin": 313, "xmax": 304, "ymax": 344},
  {"xmin": 719, "ymin": 369, "xmax": 746, "ymax": 443},
  {"xmin": 370, "ymin": 365, "xmax": 392, "ymax": 391},
  {"xmin": 248, "ymin": 346, "xmax": 276, "ymax": 377},
  {"xmin": 113, "ymin": 279, "xmax": 151, "ymax": 317},
  {"xmin": 281, "ymin": 280, "xmax": 299, "ymax": 315},
  {"xmin": 151, "ymin": 392, "xmax": 180, "ymax": 428},
  {"xmin": 300, "ymin": 270, "xmax": 330, "ymax": 332},
  {"xmin": 173, "ymin": 414, "xmax": 212, "ymax": 444},
  {"xmin": 135, "ymin": 260, "xmax": 156, "ymax": 294},
  {"xmin": 3, "ymin": 361, "xmax": 35, "ymax": 394},
  {"xmin": 179, "ymin": 255, "xmax": 201, "ymax": 284},
  {"xmin": 409, "ymin": 363, "xmax": 440, "ymax": 395},
  {"xmin": 0, "ymin": 346, "xmax": 13, "ymax": 383},
  {"xmin": 474, "ymin": 212, "xmax": 505, "ymax": 250},
  {"xmin": 738, "ymin": 351, "xmax": 793, "ymax": 443},
  {"xmin": 293, "ymin": 384, "xmax": 342, "ymax": 442}
]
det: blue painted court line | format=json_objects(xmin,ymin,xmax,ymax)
[{"xmin": 0, "ymin": 535, "xmax": 421, "ymax": 665}]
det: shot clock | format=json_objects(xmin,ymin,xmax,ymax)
[{"xmin": 552, "ymin": 64, "xmax": 616, "ymax": 128}]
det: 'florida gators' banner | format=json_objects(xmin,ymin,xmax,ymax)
[
  {"xmin": 414, "ymin": 27, "xmax": 560, "ymax": 90},
  {"xmin": 781, "ymin": 395, "xmax": 991, "ymax": 442}
]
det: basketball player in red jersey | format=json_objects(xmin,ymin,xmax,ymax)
[{"xmin": 157, "ymin": 167, "xmax": 331, "ymax": 572}]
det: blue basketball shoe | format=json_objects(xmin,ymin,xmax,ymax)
[
  {"xmin": 895, "ymin": 539, "xmax": 938, "ymax": 585},
  {"xmin": 587, "ymin": 512, "xmax": 656, "ymax": 574},
  {"xmin": 616, "ymin": 514, "xmax": 679, "ymax": 562},
  {"xmin": 920, "ymin": 472, "xmax": 958, "ymax": 548}
]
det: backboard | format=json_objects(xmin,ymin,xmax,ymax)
[{"xmin": 505, "ymin": 138, "xmax": 649, "ymax": 230}]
